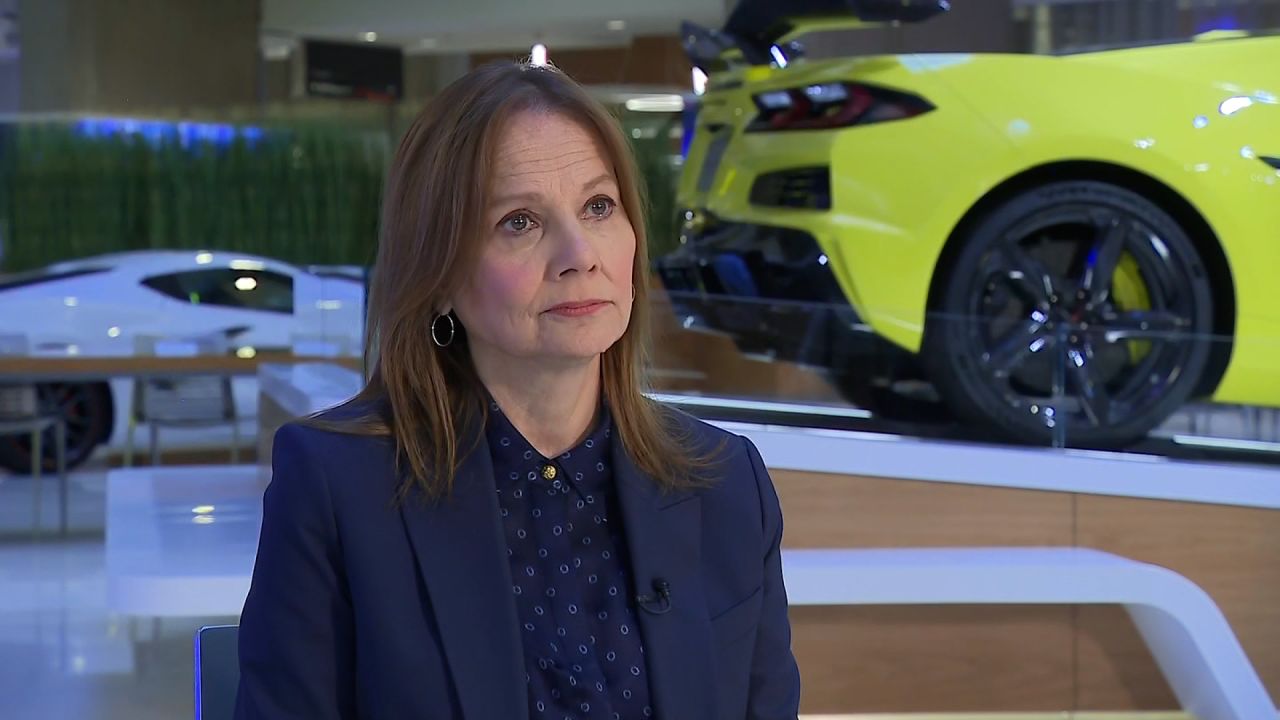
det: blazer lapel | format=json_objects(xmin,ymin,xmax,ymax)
[
  {"xmin": 399, "ymin": 431, "xmax": 527, "ymax": 720},
  {"xmin": 612, "ymin": 431, "xmax": 715, "ymax": 720}
]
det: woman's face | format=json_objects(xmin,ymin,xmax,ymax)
[{"xmin": 449, "ymin": 110, "xmax": 636, "ymax": 369}]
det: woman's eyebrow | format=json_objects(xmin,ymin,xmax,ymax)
[
  {"xmin": 489, "ymin": 189, "xmax": 543, "ymax": 209},
  {"xmin": 581, "ymin": 173, "xmax": 614, "ymax": 193},
  {"xmin": 489, "ymin": 173, "xmax": 616, "ymax": 210}
]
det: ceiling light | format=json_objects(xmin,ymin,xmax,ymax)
[
  {"xmin": 261, "ymin": 38, "xmax": 293, "ymax": 61},
  {"xmin": 234, "ymin": 276, "xmax": 258, "ymax": 291},
  {"xmin": 531, "ymin": 43, "xmax": 548, "ymax": 66},
  {"xmin": 607, "ymin": 20, "xmax": 626, "ymax": 31},
  {"xmin": 624, "ymin": 95, "xmax": 685, "ymax": 113},
  {"xmin": 361, "ymin": 31, "xmax": 378, "ymax": 43},
  {"xmin": 692, "ymin": 67, "xmax": 707, "ymax": 96}
]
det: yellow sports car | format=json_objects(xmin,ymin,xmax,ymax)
[{"xmin": 658, "ymin": 0, "xmax": 1280, "ymax": 446}]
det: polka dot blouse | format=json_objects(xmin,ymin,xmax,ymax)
[{"xmin": 486, "ymin": 400, "xmax": 655, "ymax": 720}]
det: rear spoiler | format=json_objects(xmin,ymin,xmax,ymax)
[
  {"xmin": 680, "ymin": 21, "xmax": 743, "ymax": 73},
  {"xmin": 684, "ymin": 0, "xmax": 950, "ymax": 70}
]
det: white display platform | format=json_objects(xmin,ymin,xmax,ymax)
[
  {"xmin": 106, "ymin": 463, "xmax": 1276, "ymax": 720},
  {"xmin": 720, "ymin": 420, "xmax": 1280, "ymax": 511}
]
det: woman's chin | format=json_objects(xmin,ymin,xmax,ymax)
[
  {"xmin": 537, "ymin": 333, "xmax": 625, "ymax": 362},
  {"xmin": 534, "ymin": 319, "xmax": 626, "ymax": 358}
]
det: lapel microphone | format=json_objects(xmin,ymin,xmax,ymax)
[{"xmin": 635, "ymin": 578, "xmax": 672, "ymax": 615}]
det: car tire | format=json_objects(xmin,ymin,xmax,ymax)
[
  {"xmin": 924, "ymin": 180, "xmax": 1216, "ymax": 448},
  {"xmin": 0, "ymin": 382, "xmax": 114, "ymax": 474}
]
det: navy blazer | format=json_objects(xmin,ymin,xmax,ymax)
[{"xmin": 234, "ymin": 403, "xmax": 801, "ymax": 720}]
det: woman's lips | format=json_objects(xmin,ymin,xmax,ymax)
[{"xmin": 545, "ymin": 300, "xmax": 610, "ymax": 317}]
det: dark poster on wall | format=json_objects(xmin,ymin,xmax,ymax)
[{"xmin": 304, "ymin": 39, "xmax": 403, "ymax": 101}]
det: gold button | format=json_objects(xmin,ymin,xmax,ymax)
[{"xmin": 541, "ymin": 465, "xmax": 557, "ymax": 480}]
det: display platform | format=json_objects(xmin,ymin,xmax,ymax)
[{"xmin": 97, "ymin": 371, "xmax": 1279, "ymax": 716}]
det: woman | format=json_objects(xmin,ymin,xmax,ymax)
[{"xmin": 235, "ymin": 61, "xmax": 801, "ymax": 720}]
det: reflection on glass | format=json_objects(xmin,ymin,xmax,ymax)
[{"xmin": 1219, "ymin": 96, "xmax": 1253, "ymax": 115}]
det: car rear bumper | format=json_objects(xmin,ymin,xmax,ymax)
[{"xmin": 654, "ymin": 213, "xmax": 876, "ymax": 368}]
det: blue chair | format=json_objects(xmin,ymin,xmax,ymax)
[{"xmin": 194, "ymin": 625, "xmax": 239, "ymax": 720}]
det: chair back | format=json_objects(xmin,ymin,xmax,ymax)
[
  {"xmin": 0, "ymin": 384, "xmax": 38, "ymax": 421},
  {"xmin": 134, "ymin": 334, "xmax": 235, "ymax": 423},
  {"xmin": 137, "ymin": 376, "xmax": 235, "ymax": 422},
  {"xmin": 194, "ymin": 624, "xmax": 239, "ymax": 720},
  {"xmin": 0, "ymin": 333, "xmax": 29, "ymax": 356}
]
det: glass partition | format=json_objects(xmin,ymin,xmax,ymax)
[{"xmin": 2, "ymin": 104, "xmax": 1280, "ymax": 473}]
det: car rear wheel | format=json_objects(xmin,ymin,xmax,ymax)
[
  {"xmin": 925, "ymin": 180, "xmax": 1216, "ymax": 448},
  {"xmin": 0, "ymin": 382, "xmax": 114, "ymax": 473}
]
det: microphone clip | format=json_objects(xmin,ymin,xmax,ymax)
[{"xmin": 636, "ymin": 578, "xmax": 672, "ymax": 615}]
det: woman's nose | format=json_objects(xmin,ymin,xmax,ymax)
[{"xmin": 553, "ymin": 223, "xmax": 600, "ymax": 276}]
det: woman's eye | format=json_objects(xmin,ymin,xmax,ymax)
[
  {"xmin": 586, "ymin": 196, "xmax": 616, "ymax": 218},
  {"xmin": 501, "ymin": 213, "xmax": 533, "ymax": 234}
]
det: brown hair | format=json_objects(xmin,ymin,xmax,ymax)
[{"xmin": 315, "ymin": 61, "xmax": 718, "ymax": 502}]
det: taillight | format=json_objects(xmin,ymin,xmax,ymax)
[{"xmin": 747, "ymin": 82, "xmax": 934, "ymax": 132}]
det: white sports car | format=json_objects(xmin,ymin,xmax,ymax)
[{"xmin": 0, "ymin": 250, "xmax": 365, "ymax": 472}]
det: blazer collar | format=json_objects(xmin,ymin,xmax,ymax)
[
  {"xmin": 399, "ymin": 428, "xmax": 529, "ymax": 720},
  {"xmin": 611, "ymin": 429, "xmax": 715, "ymax": 720}
]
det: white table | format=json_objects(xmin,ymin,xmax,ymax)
[
  {"xmin": 106, "ymin": 465, "xmax": 263, "ymax": 618},
  {"xmin": 257, "ymin": 362, "xmax": 362, "ymax": 420}
]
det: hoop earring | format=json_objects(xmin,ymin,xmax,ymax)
[{"xmin": 430, "ymin": 313, "xmax": 455, "ymax": 348}]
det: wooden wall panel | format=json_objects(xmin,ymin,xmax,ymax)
[
  {"xmin": 778, "ymin": 473, "xmax": 1078, "ymax": 712},
  {"xmin": 792, "ymin": 605, "xmax": 1075, "ymax": 714},
  {"xmin": 1074, "ymin": 495, "xmax": 1280, "ymax": 709},
  {"xmin": 772, "ymin": 471, "xmax": 1074, "ymax": 549},
  {"xmin": 1075, "ymin": 606, "xmax": 1177, "ymax": 709},
  {"xmin": 771, "ymin": 470, "xmax": 1280, "ymax": 712}
]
